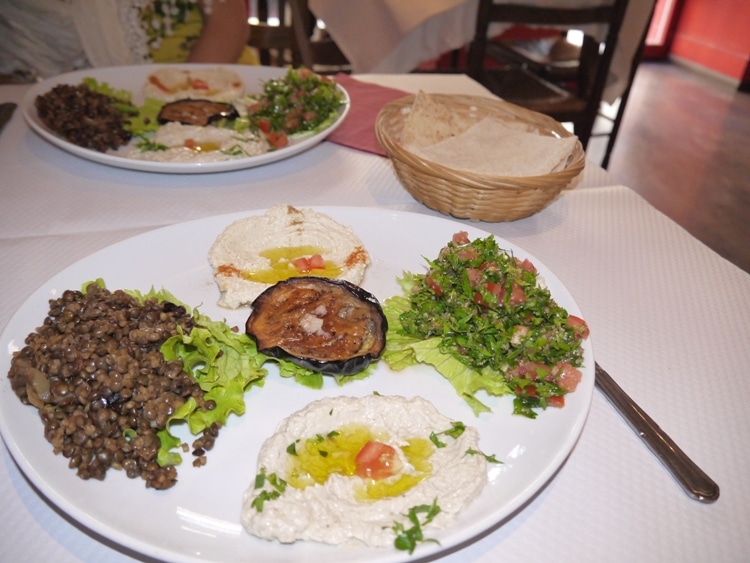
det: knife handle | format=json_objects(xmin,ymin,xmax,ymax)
[{"xmin": 595, "ymin": 362, "xmax": 720, "ymax": 502}]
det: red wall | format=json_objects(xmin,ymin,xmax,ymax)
[{"xmin": 669, "ymin": 0, "xmax": 750, "ymax": 82}]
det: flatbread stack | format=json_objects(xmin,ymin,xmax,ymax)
[{"xmin": 401, "ymin": 91, "xmax": 578, "ymax": 177}]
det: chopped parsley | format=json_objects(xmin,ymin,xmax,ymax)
[
  {"xmin": 392, "ymin": 499, "xmax": 441, "ymax": 554},
  {"xmin": 251, "ymin": 468, "xmax": 287, "ymax": 512},
  {"xmin": 429, "ymin": 421, "xmax": 466, "ymax": 448},
  {"xmin": 135, "ymin": 137, "xmax": 168, "ymax": 152},
  {"xmin": 465, "ymin": 448, "xmax": 502, "ymax": 464}
]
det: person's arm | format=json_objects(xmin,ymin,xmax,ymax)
[{"xmin": 188, "ymin": 0, "xmax": 250, "ymax": 63}]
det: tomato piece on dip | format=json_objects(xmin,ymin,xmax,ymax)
[{"xmin": 355, "ymin": 441, "xmax": 403, "ymax": 480}]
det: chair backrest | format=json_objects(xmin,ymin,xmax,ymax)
[
  {"xmin": 248, "ymin": 0, "xmax": 301, "ymax": 67},
  {"xmin": 288, "ymin": 0, "xmax": 351, "ymax": 74},
  {"xmin": 467, "ymin": 0, "xmax": 630, "ymax": 134}
]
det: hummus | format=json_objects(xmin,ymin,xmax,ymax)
[
  {"xmin": 241, "ymin": 395, "xmax": 488, "ymax": 547},
  {"xmin": 143, "ymin": 67, "xmax": 245, "ymax": 102},
  {"xmin": 209, "ymin": 205, "xmax": 370, "ymax": 308}
]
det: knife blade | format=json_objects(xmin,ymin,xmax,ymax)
[
  {"xmin": 595, "ymin": 362, "xmax": 720, "ymax": 502},
  {"xmin": 0, "ymin": 102, "xmax": 17, "ymax": 136}
]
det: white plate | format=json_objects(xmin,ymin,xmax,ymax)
[
  {"xmin": 21, "ymin": 65, "xmax": 350, "ymax": 174},
  {"xmin": 0, "ymin": 207, "xmax": 593, "ymax": 562}
]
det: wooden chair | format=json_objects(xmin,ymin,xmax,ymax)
[
  {"xmin": 466, "ymin": 0, "xmax": 630, "ymax": 150},
  {"xmin": 247, "ymin": 1, "xmax": 350, "ymax": 73},
  {"xmin": 247, "ymin": 0, "xmax": 301, "ymax": 67},
  {"xmin": 486, "ymin": 30, "xmax": 582, "ymax": 84},
  {"xmin": 600, "ymin": 4, "xmax": 654, "ymax": 168},
  {"xmin": 288, "ymin": 0, "xmax": 351, "ymax": 74}
]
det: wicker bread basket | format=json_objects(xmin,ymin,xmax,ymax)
[{"xmin": 375, "ymin": 94, "xmax": 585, "ymax": 222}]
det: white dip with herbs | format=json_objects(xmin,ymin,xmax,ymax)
[
  {"xmin": 241, "ymin": 394, "xmax": 488, "ymax": 547},
  {"xmin": 126, "ymin": 122, "xmax": 268, "ymax": 163}
]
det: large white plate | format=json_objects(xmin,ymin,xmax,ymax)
[
  {"xmin": 0, "ymin": 207, "xmax": 593, "ymax": 562},
  {"xmin": 21, "ymin": 65, "xmax": 350, "ymax": 174}
]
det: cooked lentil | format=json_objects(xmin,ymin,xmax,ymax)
[
  {"xmin": 35, "ymin": 83, "xmax": 133, "ymax": 152},
  {"xmin": 7, "ymin": 284, "xmax": 219, "ymax": 489}
]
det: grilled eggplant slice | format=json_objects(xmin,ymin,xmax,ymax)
[
  {"xmin": 246, "ymin": 277, "xmax": 387, "ymax": 376},
  {"xmin": 157, "ymin": 99, "xmax": 239, "ymax": 126}
]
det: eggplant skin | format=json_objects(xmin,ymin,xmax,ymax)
[
  {"xmin": 157, "ymin": 99, "xmax": 239, "ymax": 126},
  {"xmin": 246, "ymin": 277, "xmax": 388, "ymax": 376}
]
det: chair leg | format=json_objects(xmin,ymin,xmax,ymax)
[
  {"xmin": 601, "ymin": 98, "xmax": 625, "ymax": 169},
  {"xmin": 573, "ymin": 117, "xmax": 594, "ymax": 151},
  {"xmin": 601, "ymin": 4, "xmax": 654, "ymax": 169}
]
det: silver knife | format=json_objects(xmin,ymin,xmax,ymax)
[
  {"xmin": 595, "ymin": 362, "xmax": 720, "ymax": 502},
  {"xmin": 0, "ymin": 102, "xmax": 17, "ymax": 136}
]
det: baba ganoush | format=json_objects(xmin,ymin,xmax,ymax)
[
  {"xmin": 241, "ymin": 395, "xmax": 488, "ymax": 548},
  {"xmin": 209, "ymin": 205, "xmax": 370, "ymax": 308},
  {"xmin": 123, "ymin": 122, "xmax": 269, "ymax": 163}
]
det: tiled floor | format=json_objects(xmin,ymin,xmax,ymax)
[{"xmin": 587, "ymin": 61, "xmax": 750, "ymax": 274}]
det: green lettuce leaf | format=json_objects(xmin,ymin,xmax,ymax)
[
  {"xmin": 119, "ymin": 285, "xmax": 268, "ymax": 465},
  {"xmin": 382, "ymin": 295, "xmax": 510, "ymax": 416}
]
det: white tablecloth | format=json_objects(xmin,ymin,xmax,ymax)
[
  {"xmin": 310, "ymin": 0, "xmax": 656, "ymax": 102},
  {"xmin": 1, "ymin": 72, "xmax": 749, "ymax": 562}
]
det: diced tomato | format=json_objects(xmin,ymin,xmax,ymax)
[
  {"xmin": 257, "ymin": 118, "xmax": 272, "ymax": 134},
  {"xmin": 191, "ymin": 78, "xmax": 209, "ymax": 90},
  {"xmin": 284, "ymin": 115, "xmax": 300, "ymax": 131},
  {"xmin": 266, "ymin": 131, "xmax": 288, "ymax": 149},
  {"xmin": 474, "ymin": 281, "xmax": 525, "ymax": 307},
  {"xmin": 458, "ymin": 247, "xmax": 479, "ymax": 261},
  {"xmin": 567, "ymin": 315, "xmax": 590, "ymax": 339},
  {"xmin": 303, "ymin": 110, "xmax": 318, "ymax": 122},
  {"xmin": 307, "ymin": 253, "xmax": 325, "ymax": 269},
  {"xmin": 355, "ymin": 441, "xmax": 402, "ymax": 480},
  {"xmin": 509, "ymin": 283, "xmax": 527, "ymax": 306},
  {"xmin": 553, "ymin": 362, "xmax": 582, "ymax": 392},
  {"xmin": 466, "ymin": 268, "xmax": 482, "ymax": 287},
  {"xmin": 547, "ymin": 395, "xmax": 566, "ymax": 408},
  {"xmin": 515, "ymin": 257, "xmax": 537, "ymax": 273},
  {"xmin": 486, "ymin": 281, "xmax": 505, "ymax": 301},
  {"xmin": 298, "ymin": 68, "xmax": 314, "ymax": 80},
  {"xmin": 452, "ymin": 231, "xmax": 470, "ymax": 245},
  {"xmin": 184, "ymin": 138, "xmax": 197, "ymax": 149},
  {"xmin": 292, "ymin": 257, "xmax": 311, "ymax": 272},
  {"xmin": 292, "ymin": 254, "xmax": 326, "ymax": 273},
  {"xmin": 425, "ymin": 273, "xmax": 443, "ymax": 296}
]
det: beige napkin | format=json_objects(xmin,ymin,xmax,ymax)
[{"xmin": 327, "ymin": 74, "xmax": 409, "ymax": 156}]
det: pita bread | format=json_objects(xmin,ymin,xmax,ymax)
[
  {"xmin": 409, "ymin": 117, "xmax": 577, "ymax": 177},
  {"xmin": 401, "ymin": 91, "xmax": 475, "ymax": 148}
]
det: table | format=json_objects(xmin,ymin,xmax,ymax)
[
  {"xmin": 309, "ymin": 0, "xmax": 656, "ymax": 102},
  {"xmin": 1, "ymin": 72, "xmax": 749, "ymax": 562}
]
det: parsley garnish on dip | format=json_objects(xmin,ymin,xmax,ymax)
[{"xmin": 382, "ymin": 232, "xmax": 590, "ymax": 418}]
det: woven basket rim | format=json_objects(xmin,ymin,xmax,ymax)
[{"xmin": 375, "ymin": 93, "xmax": 585, "ymax": 187}]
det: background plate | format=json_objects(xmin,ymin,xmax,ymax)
[
  {"xmin": 21, "ymin": 65, "xmax": 350, "ymax": 174},
  {"xmin": 0, "ymin": 207, "xmax": 593, "ymax": 562}
]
